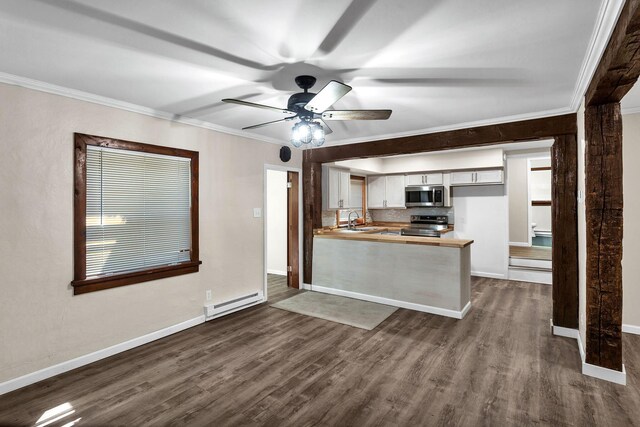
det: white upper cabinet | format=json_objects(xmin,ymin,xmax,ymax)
[
  {"xmin": 385, "ymin": 175, "xmax": 406, "ymax": 207},
  {"xmin": 450, "ymin": 169, "xmax": 503, "ymax": 186},
  {"xmin": 405, "ymin": 173, "xmax": 443, "ymax": 186},
  {"xmin": 323, "ymin": 167, "xmax": 351, "ymax": 209},
  {"xmin": 475, "ymin": 170, "xmax": 503, "ymax": 185},
  {"xmin": 367, "ymin": 175, "xmax": 386, "ymax": 208},
  {"xmin": 367, "ymin": 175, "xmax": 405, "ymax": 209}
]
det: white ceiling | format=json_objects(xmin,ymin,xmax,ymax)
[{"xmin": 0, "ymin": 0, "xmax": 617, "ymax": 146}]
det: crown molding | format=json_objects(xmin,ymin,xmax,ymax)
[
  {"xmin": 621, "ymin": 105, "xmax": 640, "ymax": 115},
  {"xmin": 0, "ymin": 71, "xmax": 287, "ymax": 146},
  {"xmin": 569, "ymin": 0, "xmax": 626, "ymax": 112}
]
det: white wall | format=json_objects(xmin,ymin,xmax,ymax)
[
  {"xmin": 333, "ymin": 148, "xmax": 504, "ymax": 175},
  {"xmin": 266, "ymin": 170, "xmax": 288, "ymax": 275},
  {"xmin": 507, "ymin": 157, "xmax": 529, "ymax": 244},
  {"xmin": 0, "ymin": 83, "xmax": 302, "ymax": 384},
  {"xmin": 452, "ymin": 185, "xmax": 507, "ymax": 278},
  {"xmin": 383, "ymin": 148, "xmax": 504, "ymax": 174},
  {"xmin": 622, "ymin": 112, "xmax": 640, "ymax": 328}
]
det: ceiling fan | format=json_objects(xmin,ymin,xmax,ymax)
[{"xmin": 222, "ymin": 75, "xmax": 392, "ymax": 147}]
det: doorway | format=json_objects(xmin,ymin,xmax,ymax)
[
  {"xmin": 506, "ymin": 150, "xmax": 553, "ymax": 284},
  {"xmin": 264, "ymin": 166, "xmax": 302, "ymax": 301}
]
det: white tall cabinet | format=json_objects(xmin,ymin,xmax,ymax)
[{"xmin": 368, "ymin": 175, "xmax": 405, "ymax": 208}]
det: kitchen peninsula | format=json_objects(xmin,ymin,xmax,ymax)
[{"xmin": 312, "ymin": 227, "xmax": 474, "ymax": 319}]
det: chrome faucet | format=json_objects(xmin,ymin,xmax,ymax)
[{"xmin": 347, "ymin": 210, "xmax": 360, "ymax": 230}]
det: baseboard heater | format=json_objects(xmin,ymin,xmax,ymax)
[{"xmin": 204, "ymin": 291, "xmax": 264, "ymax": 320}]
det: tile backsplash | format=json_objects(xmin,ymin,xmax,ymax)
[
  {"xmin": 322, "ymin": 207, "xmax": 454, "ymax": 227},
  {"xmin": 370, "ymin": 207, "xmax": 455, "ymax": 224}
]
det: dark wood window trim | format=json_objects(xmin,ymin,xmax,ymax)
[
  {"xmin": 72, "ymin": 133, "xmax": 201, "ymax": 295},
  {"xmin": 531, "ymin": 200, "xmax": 552, "ymax": 206},
  {"xmin": 531, "ymin": 166, "xmax": 551, "ymax": 171}
]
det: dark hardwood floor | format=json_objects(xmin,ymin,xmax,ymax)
[{"xmin": 1, "ymin": 275, "xmax": 639, "ymax": 426}]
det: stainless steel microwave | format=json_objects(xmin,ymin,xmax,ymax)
[{"xmin": 405, "ymin": 185, "xmax": 448, "ymax": 207}]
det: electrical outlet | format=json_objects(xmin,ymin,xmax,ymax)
[
  {"xmin": 253, "ymin": 207, "xmax": 262, "ymax": 218},
  {"xmin": 206, "ymin": 290, "xmax": 212, "ymax": 301}
]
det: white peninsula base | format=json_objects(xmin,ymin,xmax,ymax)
[{"xmin": 312, "ymin": 236, "xmax": 472, "ymax": 319}]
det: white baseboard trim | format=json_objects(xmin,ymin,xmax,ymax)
[
  {"xmin": 550, "ymin": 320, "xmax": 626, "ymax": 385},
  {"xmin": 471, "ymin": 271, "xmax": 506, "ymax": 280},
  {"xmin": 623, "ymin": 324, "xmax": 640, "ymax": 335},
  {"xmin": 508, "ymin": 241, "xmax": 530, "ymax": 247},
  {"xmin": 0, "ymin": 315, "xmax": 206, "ymax": 396},
  {"xmin": 301, "ymin": 283, "xmax": 313, "ymax": 290},
  {"xmin": 267, "ymin": 269, "xmax": 287, "ymax": 276},
  {"xmin": 309, "ymin": 284, "xmax": 471, "ymax": 319},
  {"xmin": 550, "ymin": 321, "xmax": 580, "ymax": 340},
  {"xmin": 508, "ymin": 267, "xmax": 552, "ymax": 285}
]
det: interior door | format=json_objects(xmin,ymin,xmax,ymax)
[{"xmin": 287, "ymin": 171, "xmax": 299, "ymax": 288}]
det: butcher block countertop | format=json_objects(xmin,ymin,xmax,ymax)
[{"xmin": 314, "ymin": 224, "xmax": 472, "ymax": 249}]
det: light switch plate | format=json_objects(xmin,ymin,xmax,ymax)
[{"xmin": 253, "ymin": 208, "xmax": 262, "ymax": 218}]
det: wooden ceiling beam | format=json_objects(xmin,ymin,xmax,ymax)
[
  {"xmin": 586, "ymin": 0, "xmax": 640, "ymax": 106},
  {"xmin": 308, "ymin": 114, "xmax": 576, "ymax": 164}
]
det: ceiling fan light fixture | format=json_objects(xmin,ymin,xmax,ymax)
[{"xmin": 291, "ymin": 120, "xmax": 324, "ymax": 148}]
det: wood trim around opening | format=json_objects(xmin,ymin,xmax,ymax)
[
  {"xmin": 72, "ymin": 133, "xmax": 201, "ymax": 295},
  {"xmin": 303, "ymin": 114, "xmax": 579, "ymax": 330},
  {"xmin": 531, "ymin": 200, "xmax": 552, "ymax": 206},
  {"xmin": 531, "ymin": 166, "xmax": 551, "ymax": 171}
]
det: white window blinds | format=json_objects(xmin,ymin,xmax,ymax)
[{"xmin": 86, "ymin": 146, "xmax": 192, "ymax": 278}]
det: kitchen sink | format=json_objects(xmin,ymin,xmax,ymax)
[{"xmin": 337, "ymin": 227, "xmax": 379, "ymax": 233}]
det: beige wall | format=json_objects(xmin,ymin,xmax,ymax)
[
  {"xmin": 622, "ymin": 112, "xmax": 640, "ymax": 327},
  {"xmin": 507, "ymin": 157, "xmax": 529, "ymax": 243},
  {"xmin": 0, "ymin": 83, "xmax": 301, "ymax": 383},
  {"xmin": 266, "ymin": 170, "xmax": 288, "ymax": 274}
]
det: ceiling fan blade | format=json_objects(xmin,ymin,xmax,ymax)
[
  {"xmin": 318, "ymin": 119, "xmax": 333, "ymax": 135},
  {"xmin": 242, "ymin": 117, "xmax": 295, "ymax": 130},
  {"xmin": 314, "ymin": 0, "xmax": 377, "ymax": 56},
  {"xmin": 222, "ymin": 99, "xmax": 294, "ymax": 115},
  {"xmin": 321, "ymin": 110, "xmax": 392, "ymax": 120},
  {"xmin": 303, "ymin": 81, "xmax": 352, "ymax": 113}
]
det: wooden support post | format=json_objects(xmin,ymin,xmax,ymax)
[
  {"xmin": 584, "ymin": 103, "xmax": 623, "ymax": 371},
  {"xmin": 302, "ymin": 153, "xmax": 322, "ymax": 285},
  {"xmin": 552, "ymin": 134, "xmax": 579, "ymax": 329}
]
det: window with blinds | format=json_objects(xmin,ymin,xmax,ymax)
[{"xmin": 85, "ymin": 145, "xmax": 192, "ymax": 278}]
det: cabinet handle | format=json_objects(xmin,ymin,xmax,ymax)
[{"xmin": 422, "ymin": 175, "xmax": 425, "ymax": 184}]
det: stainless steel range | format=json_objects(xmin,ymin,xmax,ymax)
[{"xmin": 401, "ymin": 215, "xmax": 449, "ymax": 238}]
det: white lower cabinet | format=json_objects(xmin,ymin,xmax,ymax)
[{"xmin": 367, "ymin": 175, "xmax": 405, "ymax": 208}]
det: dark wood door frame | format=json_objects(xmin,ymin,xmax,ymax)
[
  {"xmin": 265, "ymin": 166, "xmax": 302, "ymax": 296},
  {"xmin": 303, "ymin": 113, "xmax": 579, "ymax": 330},
  {"xmin": 287, "ymin": 171, "xmax": 300, "ymax": 289},
  {"xmin": 580, "ymin": 0, "xmax": 640, "ymax": 372}
]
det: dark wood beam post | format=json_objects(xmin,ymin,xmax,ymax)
[
  {"xmin": 580, "ymin": 0, "xmax": 640, "ymax": 372},
  {"xmin": 302, "ymin": 151, "xmax": 322, "ymax": 284},
  {"xmin": 552, "ymin": 134, "xmax": 579, "ymax": 329},
  {"xmin": 584, "ymin": 103, "xmax": 623, "ymax": 371}
]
